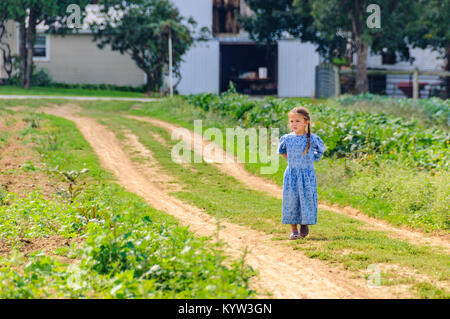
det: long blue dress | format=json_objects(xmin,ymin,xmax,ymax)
[{"xmin": 278, "ymin": 132, "xmax": 326, "ymax": 225}]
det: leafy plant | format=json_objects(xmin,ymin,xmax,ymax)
[
  {"xmin": 0, "ymin": 131, "xmax": 8, "ymax": 147},
  {"xmin": 337, "ymin": 93, "xmax": 450, "ymax": 130},
  {"xmin": 23, "ymin": 117, "xmax": 40, "ymax": 129},
  {"xmin": 185, "ymin": 91, "xmax": 450, "ymax": 170},
  {"xmin": 31, "ymin": 68, "xmax": 52, "ymax": 87},
  {"xmin": 48, "ymin": 167, "xmax": 89, "ymax": 203},
  {"xmin": 20, "ymin": 160, "xmax": 36, "ymax": 172}
]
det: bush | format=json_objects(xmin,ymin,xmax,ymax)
[
  {"xmin": 1, "ymin": 71, "xmax": 146, "ymax": 93},
  {"xmin": 337, "ymin": 93, "xmax": 450, "ymax": 130},
  {"xmin": 49, "ymin": 82, "xmax": 146, "ymax": 92},
  {"xmin": 184, "ymin": 91, "xmax": 450, "ymax": 170},
  {"xmin": 31, "ymin": 68, "xmax": 52, "ymax": 87}
]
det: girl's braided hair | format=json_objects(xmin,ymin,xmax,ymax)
[{"xmin": 289, "ymin": 106, "xmax": 311, "ymax": 155}]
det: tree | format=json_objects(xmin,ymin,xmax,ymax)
[
  {"xmin": 0, "ymin": 2, "xmax": 13, "ymax": 81},
  {"xmin": 406, "ymin": 0, "xmax": 450, "ymax": 98},
  {"xmin": 241, "ymin": 0, "xmax": 420, "ymax": 94},
  {"xmin": 1, "ymin": 0, "xmax": 90, "ymax": 88},
  {"xmin": 90, "ymin": 0, "xmax": 209, "ymax": 94}
]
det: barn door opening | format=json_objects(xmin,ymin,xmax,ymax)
[{"xmin": 220, "ymin": 43, "xmax": 278, "ymax": 95}]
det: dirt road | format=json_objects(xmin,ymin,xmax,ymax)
[
  {"xmin": 39, "ymin": 105, "xmax": 402, "ymax": 298},
  {"xmin": 125, "ymin": 114, "xmax": 450, "ymax": 253}
]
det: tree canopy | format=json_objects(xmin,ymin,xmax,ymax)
[
  {"xmin": 90, "ymin": 0, "xmax": 210, "ymax": 93},
  {"xmin": 241, "ymin": 0, "xmax": 428, "ymax": 94},
  {"xmin": 0, "ymin": 0, "xmax": 90, "ymax": 87}
]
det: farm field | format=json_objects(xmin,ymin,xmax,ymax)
[{"xmin": 0, "ymin": 94, "xmax": 448, "ymax": 298}]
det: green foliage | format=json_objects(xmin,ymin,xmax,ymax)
[
  {"xmin": 2, "ymin": 81, "xmax": 146, "ymax": 92},
  {"xmin": 23, "ymin": 116, "xmax": 40, "ymax": 129},
  {"xmin": 31, "ymin": 68, "xmax": 52, "ymax": 87},
  {"xmin": 0, "ymin": 110, "xmax": 256, "ymax": 298},
  {"xmin": 96, "ymin": 107, "xmax": 450, "ymax": 295},
  {"xmin": 0, "ymin": 85, "xmax": 148, "ymax": 99},
  {"xmin": 0, "ymin": 191, "xmax": 82, "ymax": 239},
  {"xmin": 407, "ymin": 0, "xmax": 450, "ymax": 51},
  {"xmin": 0, "ymin": 187, "xmax": 7, "ymax": 206},
  {"xmin": 240, "ymin": 0, "xmax": 321, "ymax": 46},
  {"xmin": 47, "ymin": 82, "xmax": 146, "ymax": 92},
  {"xmin": 166, "ymin": 93, "xmax": 450, "ymax": 231},
  {"xmin": 0, "ymin": 184, "xmax": 256, "ymax": 298},
  {"xmin": 0, "ymin": 131, "xmax": 8, "ymax": 147},
  {"xmin": 185, "ymin": 91, "xmax": 450, "ymax": 170},
  {"xmin": 47, "ymin": 167, "xmax": 89, "ymax": 204},
  {"xmin": 1, "ymin": 1, "xmax": 91, "ymax": 88},
  {"xmin": 20, "ymin": 160, "xmax": 36, "ymax": 172},
  {"xmin": 337, "ymin": 93, "xmax": 450, "ymax": 130},
  {"xmin": 49, "ymin": 167, "xmax": 89, "ymax": 185},
  {"xmin": 186, "ymin": 83, "xmax": 256, "ymax": 121},
  {"xmin": 91, "ymin": 0, "xmax": 210, "ymax": 92}
]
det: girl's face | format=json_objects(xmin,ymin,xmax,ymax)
[{"xmin": 289, "ymin": 112, "xmax": 309, "ymax": 135}]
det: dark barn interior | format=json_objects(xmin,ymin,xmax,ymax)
[{"xmin": 220, "ymin": 43, "xmax": 278, "ymax": 95}]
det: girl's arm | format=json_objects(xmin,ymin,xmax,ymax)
[
  {"xmin": 312, "ymin": 135, "xmax": 325, "ymax": 162},
  {"xmin": 278, "ymin": 135, "xmax": 287, "ymax": 158}
]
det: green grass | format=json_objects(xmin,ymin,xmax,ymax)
[
  {"xmin": 2, "ymin": 99, "xmax": 449, "ymax": 298},
  {"xmin": 75, "ymin": 97, "xmax": 450, "ymax": 233},
  {"xmin": 332, "ymin": 94, "xmax": 450, "ymax": 131},
  {"xmin": 0, "ymin": 85, "xmax": 148, "ymax": 98},
  {"xmin": 0, "ymin": 107, "xmax": 256, "ymax": 298},
  {"xmin": 0, "ymin": 131, "xmax": 8, "ymax": 148},
  {"xmin": 78, "ymin": 106, "xmax": 449, "ymax": 298}
]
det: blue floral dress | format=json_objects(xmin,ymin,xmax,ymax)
[{"xmin": 278, "ymin": 132, "xmax": 326, "ymax": 225}]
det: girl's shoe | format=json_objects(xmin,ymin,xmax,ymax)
[
  {"xmin": 300, "ymin": 225, "xmax": 309, "ymax": 237},
  {"xmin": 289, "ymin": 232, "xmax": 301, "ymax": 240}
]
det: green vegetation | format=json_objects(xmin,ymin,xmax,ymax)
[
  {"xmin": 185, "ymin": 87, "xmax": 449, "ymax": 171},
  {"xmin": 1, "ymin": 97, "xmax": 448, "ymax": 298},
  {"xmin": 0, "ymin": 85, "xmax": 150, "ymax": 98},
  {"xmin": 336, "ymin": 93, "xmax": 450, "ymax": 131},
  {"xmin": 0, "ymin": 131, "xmax": 8, "ymax": 148},
  {"xmin": 171, "ymin": 91, "xmax": 449, "ymax": 232},
  {"xmin": 0, "ymin": 110, "xmax": 255, "ymax": 298},
  {"xmin": 75, "ymin": 105, "xmax": 449, "ymax": 298}
]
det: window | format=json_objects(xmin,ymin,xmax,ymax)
[
  {"xmin": 17, "ymin": 32, "xmax": 50, "ymax": 61},
  {"xmin": 33, "ymin": 36, "xmax": 48, "ymax": 59},
  {"xmin": 16, "ymin": 24, "xmax": 50, "ymax": 61}
]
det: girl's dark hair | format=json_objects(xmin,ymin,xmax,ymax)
[{"xmin": 289, "ymin": 106, "xmax": 311, "ymax": 155}]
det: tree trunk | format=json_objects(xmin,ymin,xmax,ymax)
[
  {"xmin": 351, "ymin": 0, "xmax": 368, "ymax": 94},
  {"xmin": 355, "ymin": 36, "xmax": 369, "ymax": 94},
  {"xmin": 145, "ymin": 71, "xmax": 155, "ymax": 94},
  {"xmin": 19, "ymin": 21, "xmax": 27, "ymax": 87},
  {"xmin": 25, "ymin": 13, "xmax": 37, "ymax": 89},
  {"xmin": 0, "ymin": 22, "xmax": 13, "ymax": 79}
]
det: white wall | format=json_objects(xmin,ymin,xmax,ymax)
[
  {"xmin": 168, "ymin": 0, "xmax": 218, "ymax": 94},
  {"xmin": 175, "ymin": 40, "xmax": 220, "ymax": 94},
  {"xmin": 170, "ymin": 0, "xmax": 212, "ymax": 33},
  {"xmin": 366, "ymin": 46, "xmax": 445, "ymax": 71},
  {"xmin": 278, "ymin": 40, "xmax": 320, "ymax": 97}
]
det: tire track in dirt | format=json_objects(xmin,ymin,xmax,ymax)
[
  {"xmin": 39, "ymin": 105, "xmax": 401, "ymax": 299},
  {"xmin": 124, "ymin": 114, "xmax": 450, "ymax": 254}
]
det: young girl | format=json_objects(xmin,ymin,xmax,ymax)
[{"xmin": 278, "ymin": 106, "xmax": 325, "ymax": 240}]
